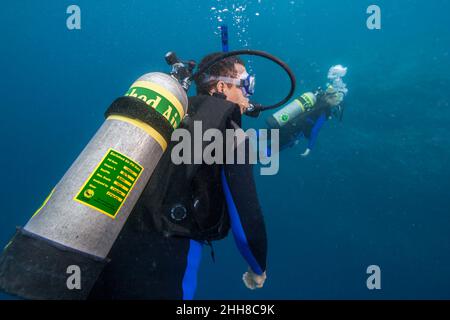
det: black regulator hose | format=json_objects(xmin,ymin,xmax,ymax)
[{"xmin": 189, "ymin": 49, "xmax": 296, "ymax": 115}]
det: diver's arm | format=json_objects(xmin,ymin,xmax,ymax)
[
  {"xmin": 304, "ymin": 112, "xmax": 327, "ymax": 154},
  {"xmin": 221, "ymin": 160, "xmax": 267, "ymax": 276}
]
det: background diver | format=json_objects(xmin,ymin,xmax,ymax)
[
  {"xmin": 266, "ymin": 65, "xmax": 349, "ymax": 157},
  {"xmin": 89, "ymin": 53, "xmax": 268, "ymax": 299}
]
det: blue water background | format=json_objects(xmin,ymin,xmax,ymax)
[{"xmin": 0, "ymin": 0, "xmax": 449, "ymax": 299}]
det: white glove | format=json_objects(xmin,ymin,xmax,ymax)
[
  {"xmin": 301, "ymin": 148, "xmax": 311, "ymax": 157},
  {"xmin": 242, "ymin": 267, "xmax": 267, "ymax": 290}
]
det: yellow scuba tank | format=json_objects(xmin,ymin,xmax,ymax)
[
  {"xmin": 0, "ymin": 65, "xmax": 189, "ymax": 299},
  {"xmin": 266, "ymin": 92, "xmax": 317, "ymax": 128}
]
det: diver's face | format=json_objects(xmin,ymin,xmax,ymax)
[
  {"xmin": 216, "ymin": 63, "xmax": 250, "ymax": 114},
  {"xmin": 325, "ymin": 92, "xmax": 344, "ymax": 107}
]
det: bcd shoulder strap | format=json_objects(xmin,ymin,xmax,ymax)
[{"xmin": 143, "ymin": 95, "xmax": 239, "ymax": 241}]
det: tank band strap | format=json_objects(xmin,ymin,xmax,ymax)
[{"xmin": 105, "ymin": 96, "xmax": 174, "ymax": 148}]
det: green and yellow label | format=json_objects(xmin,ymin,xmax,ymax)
[
  {"xmin": 125, "ymin": 80, "xmax": 184, "ymax": 129},
  {"xmin": 280, "ymin": 114, "xmax": 290, "ymax": 122},
  {"xmin": 74, "ymin": 149, "xmax": 143, "ymax": 219}
]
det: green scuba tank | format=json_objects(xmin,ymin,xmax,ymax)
[{"xmin": 266, "ymin": 92, "xmax": 317, "ymax": 128}]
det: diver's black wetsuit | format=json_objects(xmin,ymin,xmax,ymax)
[{"xmin": 89, "ymin": 94, "xmax": 267, "ymax": 300}]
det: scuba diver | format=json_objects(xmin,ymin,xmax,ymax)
[
  {"xmin": 88, "ymin": 53, "xmax": 268, "ymax": 299},
  {"xmin": 266, "ymin": 65, "xmax": 348, "ymax": 157},
  {"xmin": 0, "ymin": 45, "xmax": 295, "ymax": 300}
]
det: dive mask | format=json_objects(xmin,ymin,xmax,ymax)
[{"xmin": 204, "ymin": 72, "xmax": 256, "ymax": 97}]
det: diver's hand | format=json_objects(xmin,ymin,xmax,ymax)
[
  {"xmin": 301, "ymin": 148, "xmax": 311, "ymax": 157},
  {"xmin": 242, "ymin": 268, "xmax": 267, "ymax": 290},
  {"xmin": 237, "ymin": 96, "xmax": 250, "ymax": 114}
]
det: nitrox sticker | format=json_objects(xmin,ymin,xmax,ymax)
[
  {"xmin": 74, "ymin": 149, "xmax": 143, "ymax": 219},
  {"xmin": 125, "ymin": 81, "xmax": 184, "ymax": 129}
]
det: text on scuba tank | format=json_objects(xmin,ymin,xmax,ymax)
[
  {"xmin": 74, "ymin": 149, "xmax": 143, "ymax": 218},
  {"xmin": 125, "ymin": 86, "xmax": 182, "ymax": 129}
]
